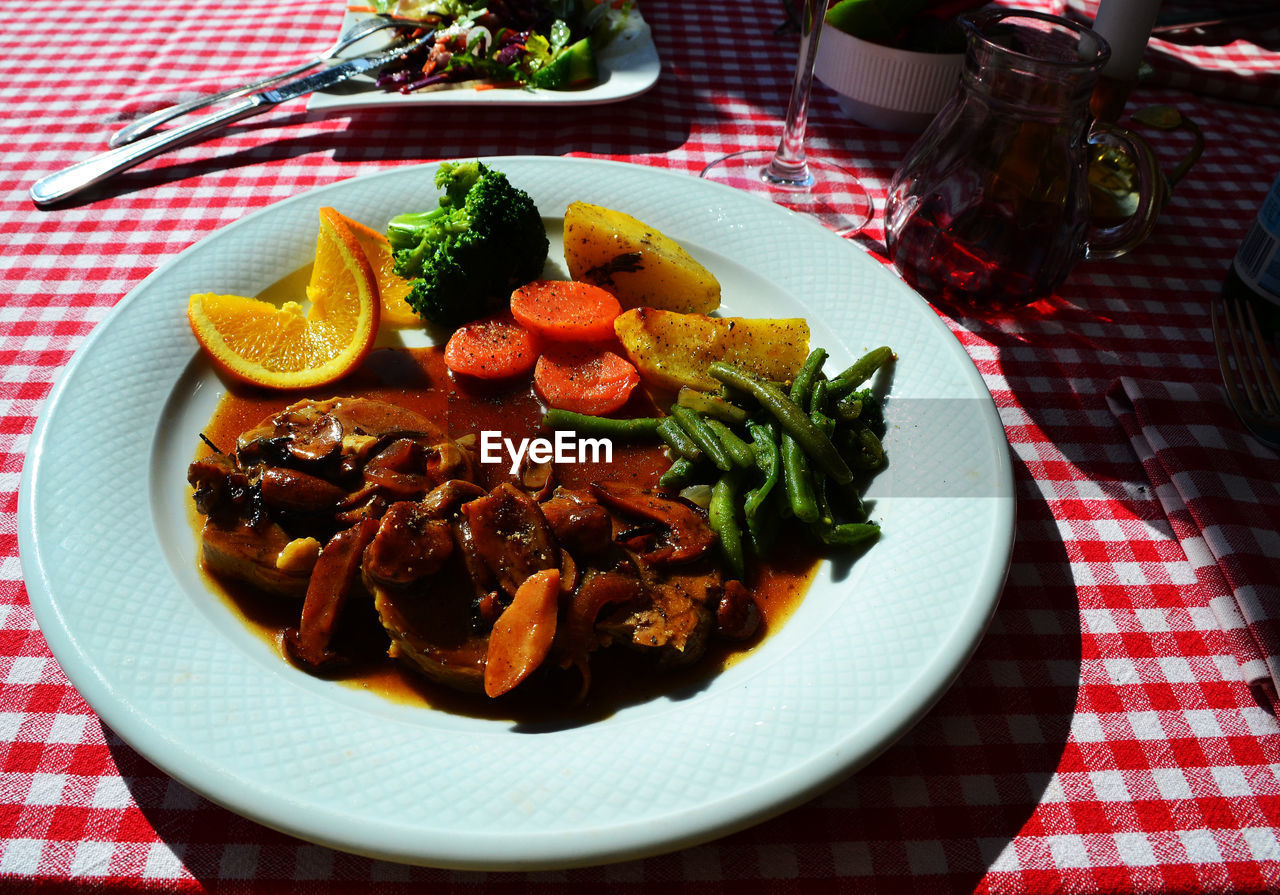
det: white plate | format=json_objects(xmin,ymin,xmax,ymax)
[
  {"xmin": 19, "ymin": 156, "xmax": 1014, "ymax": 870},
  {"xmin": 307, "ymin": 11, "xmax": 660, "ymax": 112}
]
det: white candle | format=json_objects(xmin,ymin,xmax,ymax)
[{"xmin": 1092, "ymin": 0, "xmax": 1164, "ymax": 80}]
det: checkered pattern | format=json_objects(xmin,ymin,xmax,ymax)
[
  {"xmin": 1107, "ymin": 378, "xmax": 1280, "ymax": 706},
  {"xmin": 1067, "ymin": 0, "xmax": 1280, "ymax": 106},
  {"xmin": 3, "ymin": 0, "xmax": 1280, "ymax": 890}
]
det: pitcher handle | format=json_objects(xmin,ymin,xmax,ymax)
[{"xmin": 1084, "ymin": 122, "xmax": 1164, "ymax": 260}]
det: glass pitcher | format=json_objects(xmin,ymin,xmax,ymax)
[{"xmin": 884, "ymin": 8, "xmax": 1162, "ymax": 313}]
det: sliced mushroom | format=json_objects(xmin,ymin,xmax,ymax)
[
  {"xmin": 363, "ymin": 501, "xmax": 454, "ymax": 587},
  {"xmin": 557, "ymin": 568, "xmax": 644, "ymax": 697},
  {"xmin": 539, "ymin": 488, "xmax": 613, "ymax": 556},
  {"xmin": 188, "ymin": 451, "xmax": 257, "ymax": 523},
  {"xmin": 237, "ymin": 404, "xmax": 344, "ymax": 467},
  {"xmin": 258, "ymin": 467, "xmax": 348, "ymax": 514},
  {"xmin": 589, "ymin": 481, "xmax": 716, "ymax": 564},
  {"xmin": 421, "ymin": 479, "xmax": 486, "ymax": 518},
  {"xmin": 715, "ymin": 579, "xmax": 761, "ymax": 641},
  {"xmin": 283, "ymin": 518, "xmax": 379, "ymax": 671},
  {"xmin": 459, "ymin": 482, "xmax": 558, "ymax": 597},
  {"xmin": 362, "ymin": 438, "xmax": 434, "ymax": 498},
  {"xmin": 484, "ymin": 568, "xmax": 561, "ymax": 698}
]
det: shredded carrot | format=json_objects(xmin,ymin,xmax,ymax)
[{"xmin": 346, "ymin": 5, "xmax": 378, "ymax": 12}]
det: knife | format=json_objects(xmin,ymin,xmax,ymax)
[
  {"xmin": 107, "ymin": 16, "xmax": 417, "ymax": 148},
  {"xmin": 29, "ymin": 30, "xmax": 434, "ymax": 207}
]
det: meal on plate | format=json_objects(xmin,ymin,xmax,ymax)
[
  {"xmin": 362, "ymin": 0, "xmax": 646, "ymax": 94},
  {"xmin": 186, "ymin": 161, "xmax": 894, "ymax": 710}
]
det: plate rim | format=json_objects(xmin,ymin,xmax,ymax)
[{"xmin": 18, "ymin": 156, "xmax": 1015, "ymax": 870}]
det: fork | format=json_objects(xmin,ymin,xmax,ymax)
[
  {"xmin": 1211, "ymin": 289, "xmax": 1280, "ymax": 449},
  {"xmin": 108, "ymin": 15, "xmax": 415, "ymax": 147}
]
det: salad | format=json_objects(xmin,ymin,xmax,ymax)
[{"xmin": 363, "ymin": 0, "xmax": 643, "ymax": 93}]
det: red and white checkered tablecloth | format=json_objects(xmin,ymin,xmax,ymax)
[
  {"xmin": 1066, "ymin": 0, "xmax": 1280, "ymax": 106},
  {"xmin": 4, "ymin": 0, "xmax": 1280, "ymax": 891}
]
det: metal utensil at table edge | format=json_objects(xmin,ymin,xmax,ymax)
[
  {"xmin": 28, "ymin": 30, "xmax": 434, "ymax": 208},
  {"xmin": 1212, "ymin": 291, "xmax": 1280, "ymax": 450},
  {"xmin": 108, "ymin": 15, "xmax": 416, "ymax": 148}
]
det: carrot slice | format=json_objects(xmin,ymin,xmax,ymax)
[
  {"xmin": 484, "ymin": 568, "xmax": 561, "ymax": 698},
  {"xmin": 510, "ymin": 279, "xmax": 622, "ymax": 343},
  {"xmin": 534, "ymin": 344, "xmax": 640, "ymax": 415},
  {"xmin": 443, "ymin": 314, "xmax": 539, "ymax": 380}
]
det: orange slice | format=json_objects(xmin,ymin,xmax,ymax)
[
  {"xmin": 188, "ymin": 207, "xmax": 380, "ymax": 389},
  {"xmin": 324, "ymin": 210, "xmax": 420, "ymax": 327}
]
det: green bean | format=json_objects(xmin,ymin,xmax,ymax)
[
  {"xmin": 828, "ymin": 346, "xmax": 894, "ymax": 399},
  {"xmin": 781, "ymin": 433, "xmax": 820, "ymax": 523},
  {"xmin": 810, "ymin": 378, "xmax": 829, "ymax": 414},
  {"xmin": 775, "ymin": 485, "xmax": 794, "ymax": 519},
  {"xmin": 657, "ymin": 416, "xmax": 703, "ymax": 462},
  {"xmin": 809, "ymin": 381, "xmax": 836, "ymax": 438},
  {"xmin": 847, "ymin": 427, "xmax": 887, "ymax": 471},
  {"xmin": 743, "ymin": 422, "xmax": 780, "ymax": 518},
  {"xmin": 704, "ymin": 418, "xmax": 755, "ymax": 469},
  {"xmin": 542, "ymin": 409, "xmax": 661, "ymax": 439},
  {"xmin": 744, "ymin": 497, "xmax": 778, "ymax": 556},
  {"xmin": 717, "ymin": 382, "xmax": 755, "ymax": 407},
  {"xmin": 743, "ymin": 422, "xmax": 781, "ymax": 555},
  {"xmin": 790, "ymin": 347, "xmax": 828, "ymax": 408},
  {"xmin": 670, "ymin": 405, "xmax": 733, "ymax": 472},
  {"xmin": 676, "ymin": 387, "xmax": 750, "ymax": 424},
  {"xmin": 709, "ymin": 362, "xmax": 853, "ymax": 485},
  {"xmin": 810, "ymin": 469, "xmax": 834, "ymax": 529},
  {"xmin": 817, "ymin": 522, "xmax": 881, "ymax": 549},
  {"xmin": 709, "ymin": 474, "xmax": 746, "ymax": 580},
  {"xmin": 658, "ymin": 456, "xmax": 698, "ymax": 490},
  {"xmin": 831, "ymin": 478, "xmax": 869, "ymax": 522}
]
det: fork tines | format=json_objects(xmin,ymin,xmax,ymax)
[{"xmin": 1212, "ymin": 290, "xmax": 1280, "ymax": 447}]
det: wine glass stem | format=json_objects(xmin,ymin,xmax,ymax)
[{"xmin": 765, "ymin": 0, "xmax": 829, "ymax": 188}]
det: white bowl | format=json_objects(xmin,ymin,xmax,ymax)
[{"xmin": 815, "ymin": 25, "xmax": 964, "ymax": 132}]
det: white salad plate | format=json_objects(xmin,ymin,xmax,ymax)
[
  {"xmin": 19, "ymin": 156, "xmax": 1014, "ymax": 870},
  {"xmin": 306, "ymin": 10, "xmax": 661, "ymax": 112}
]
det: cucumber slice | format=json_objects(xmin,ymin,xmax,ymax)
[{"xmin": 531, "ymin": 38, "xmax": 598, "ymax": 89}]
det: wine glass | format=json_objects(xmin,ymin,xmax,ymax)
[{"xmin": 701, "ymin": 0, "xmax": 872, "ymax": 236}]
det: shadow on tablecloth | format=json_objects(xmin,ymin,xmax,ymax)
[
  {"xmin": 708, "ymin": 451, "xmax": 1081, "ymax": 887},
  {"xmin": 53, "ymin": 78, "xmax": 695, "ymax": 209}
]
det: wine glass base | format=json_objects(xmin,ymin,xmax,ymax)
[{"xmin": 701, "ymin": 150, "xmax": 873, "ymax": 236}]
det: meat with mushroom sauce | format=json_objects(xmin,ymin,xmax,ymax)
[{"xmin": 189, "ymin": 396, "xmax": 761, "ymax": 701}]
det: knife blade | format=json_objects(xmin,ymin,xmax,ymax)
[
  {"xmin": 29, "ymin": 30, "xmax": 433, "ymax": 207},
  {"xmin": 256, "ymin": 33, "xmax": 430, "ymax": 105}
]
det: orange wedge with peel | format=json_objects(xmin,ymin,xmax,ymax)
[
  {"xmin": 188, "ymin": 207, "xmax": 380, "ymax": 389},
  {"xmin": 323, "ymin": 210, "xmax": 420, "ymax": 327}
]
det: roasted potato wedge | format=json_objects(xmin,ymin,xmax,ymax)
[
  {"xmin": 614, "ymin": 308, "xmax": 810, "ymax": 392},
  {"xmin": 563, "ymin": 202, "xmax": 721, "ymax": 314}
]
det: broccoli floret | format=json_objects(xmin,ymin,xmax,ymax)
[{"xmin": 386, "ymin": 161, "xmax": 549, "ymax": 328}]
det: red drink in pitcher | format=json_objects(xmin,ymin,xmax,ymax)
[
  {"xmin": 884, "ymin": 9, "xmax": 1161, "ymax": 314},
  {"xmin": 887, "ymin": 189, "xmax": 1088, "ymax": 312}
]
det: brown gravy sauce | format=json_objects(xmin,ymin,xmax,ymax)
[{"xmin": 193, "ymin": 347, "xmax": 821, "ymax": 723}]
